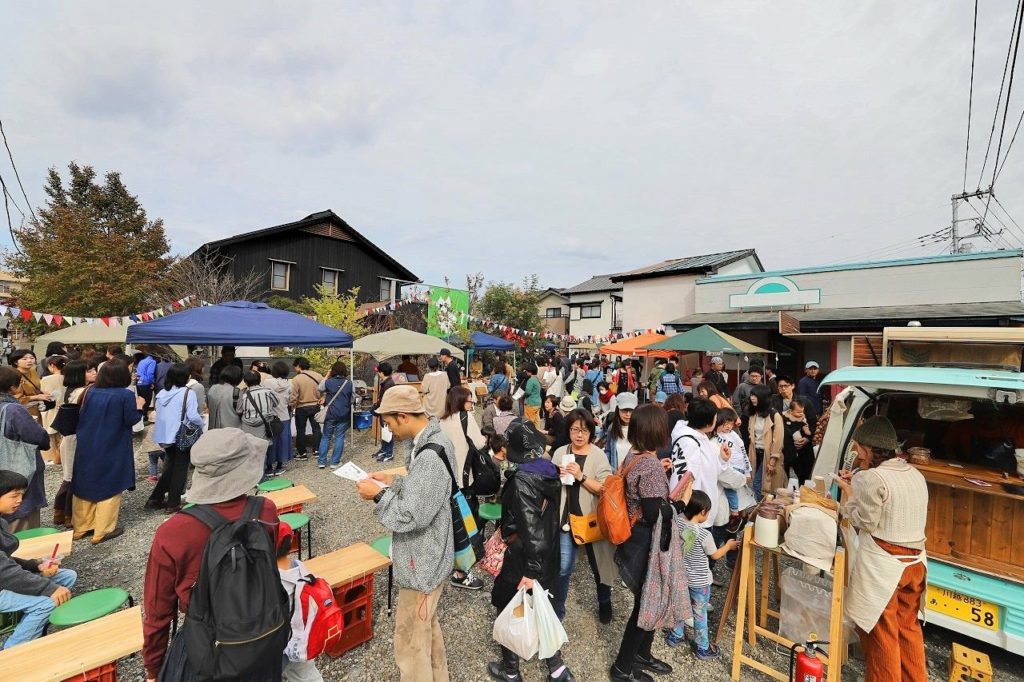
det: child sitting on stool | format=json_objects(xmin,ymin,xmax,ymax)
[{"xmin": 0, "ymin": 469, "xmax": 77, "ymax": 649}]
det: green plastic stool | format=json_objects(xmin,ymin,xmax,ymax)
[
  {"xmin": 256, "ymin": 478, "xmax": 294, "ymax": 493},
  {"xmin": 279, "ymin": 512, "xmax": 312, "ymax": 560},
  {"xmin": 478, "ymin": 502, "xmax": 502, "ymax": 522},
  {"xmin": 48, "ymin": 588, "xmax": 132, "ymax": 629},
  {"xmin": 370, "ymin": 535, "xmax": 394, "ymax": 616},
  {"xmin": 14, "ymin": 527, "xmax": 61, "ymax": 541}
]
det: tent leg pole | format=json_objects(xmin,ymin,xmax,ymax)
[{"xmin": 349, "ymin": 349, "xmax": 355, "ymax": 447}]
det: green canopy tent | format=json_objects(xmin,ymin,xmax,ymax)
[{"xmin": 641, "ymin": 324, "xmax": 774, "ymax": 383}]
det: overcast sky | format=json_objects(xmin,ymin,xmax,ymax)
[{"xmin": 3, "ymin": 1, "xmax": 1024, "ymax": 290}]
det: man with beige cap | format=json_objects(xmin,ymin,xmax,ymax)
[{"xmin": 357, "ymin": 385, "xmax": 455, "ymax": 681}]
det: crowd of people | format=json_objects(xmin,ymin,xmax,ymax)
[{"xmin": 2, "ymin": 338, "xmax": 917, "ymax": 682}]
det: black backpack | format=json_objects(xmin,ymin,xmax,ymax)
[
  {"xmin": 461, "ymin": 412, "xmax": 501, "ymax": 496},
  {"xmin": 181, "ymin": 497, "xmax": 290, "ymax": 681}
]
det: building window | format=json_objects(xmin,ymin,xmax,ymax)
[
  {"xmin": 580, "ymin": 304, "xmax": 601, "ymax": 319},
  {"xmin": 379, "ymin": 278, "xmax": 393, "ymax": 302},
  {"xmin": 270, "ymin": 261, "xmax": 291, "ymax": 291},
  {"xmin": 545, "ymin": 307, "xmax": 563, "ymax": 318},
  {"xmin": 321, "ymin": 268, "xmax": 341, "ymax": 295}
]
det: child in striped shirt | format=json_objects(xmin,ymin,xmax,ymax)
[{"xmin": 666, "ymin": 490, "xmax": 738, "ymax": 659}]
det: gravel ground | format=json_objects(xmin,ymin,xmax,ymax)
[{"xmin": 34, "ymin": 422, "xmax": 1024, "ymax": 682}]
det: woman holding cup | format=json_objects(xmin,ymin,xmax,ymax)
[{"xmin": 550, "ymin": 409, "xmax": 617, "ymax": 623}]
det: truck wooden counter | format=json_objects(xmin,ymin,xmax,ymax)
[{"xmin": 914, "ymin": 459, "xmax": 1024, "ymax": 583}]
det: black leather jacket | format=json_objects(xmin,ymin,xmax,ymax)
[{"xmin": 498, "ymin": 462, "xmax": 561, "ymax": 588}]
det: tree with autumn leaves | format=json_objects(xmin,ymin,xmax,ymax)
[{"xmin": 5, "ymin": 163, "xmax": 172, "ymax": 317}]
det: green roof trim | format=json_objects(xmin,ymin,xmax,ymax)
[{"xmin": 696, "ymin": 249, "xmax": 1023, "ymax": 284}]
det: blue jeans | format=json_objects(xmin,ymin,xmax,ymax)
[
  {"xmin": 752, "ymin": 449, "xmax": 765, "ymax": 499},
  {"xmin": 0, "ymin": 568, "xmax": 77, "ymax": 648},
  {"xmin": 147, "ymin": 450, "xmax": 165, "ymax": 477},
  {"xmin": 670, "ymin": 584, "xmax": 711, "ymax": 651},
  {"xmin": 555, "ymin": 531, "xmax": 611, "ymax": 620},
  {"xmin": 318, "ymin": 420, "xmax": 350, "ymax": 466}
]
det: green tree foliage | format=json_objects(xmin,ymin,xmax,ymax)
[
  {"xmin": 5, "ymin": 163, "xmax": 171, "ymax": 316},
  {"xmin": 300, "ymin": 284, "xmax": 368, "ymax": 373},
  {"xmin": 266, "ymin": 294, "xmax": 313, "ymax": 316},
  {"xmin": 474, "ymin": 275, "xmax": 543, "ymax": 344}
]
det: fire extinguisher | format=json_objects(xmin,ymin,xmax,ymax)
[{"xmin": 789, "ymin": 633, "xmax": 828, "ymax": 682}]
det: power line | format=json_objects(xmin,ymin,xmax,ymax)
[
  {"xmin": 0, "ymin": 172, "xmax": 23, "ymax": 255},
  {"xmin": 965, "ymin": 0, "xmax": 979, "ymax": 192},
  {"xmin": 991, "ymin": 0, "xmax": 1024, "ymax": 190},
  {"xmin": 977, "ymin": 0, "xmax": 1023, "ymax": 189},
  {"xmin": 0, "ymin": 119, "xmax": 37, "ymax": 224},
  {"xmin": 993, "ymin": 104, "xmax": 1024, "ymax": 183}
]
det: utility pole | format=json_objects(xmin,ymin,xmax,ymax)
[{"xmin": 950, "ymin": 187, "xmax": 998, "ymax": 253}]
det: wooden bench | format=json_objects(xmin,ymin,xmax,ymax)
[
  {"xmin": 259, "ymin": 484, "xmax": 318, "ymax": 513},
  {"xmin": 0, "ymin": 605, "xmax": 143, "ymax": 682},
  {"xmin": 12, "ymin": 530, "xmax": 73, "ymax": 562},
  {"xmin": 304, "ymin": 542, "xmax": 391, "ymax": 588}
]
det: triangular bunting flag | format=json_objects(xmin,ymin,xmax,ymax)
[
  {"xmin": 33, "ymin": 312, "xmax": 43, "ymax": 322},
  {"xmin": 9, "ymin": 307, "xmax": 20, "ymax": 319},
  {"xmin": 53, "ymin": 315, "xmax": 63, "ymax": 327},
  {"xmin": 42, "ymin": 314, "xmax": 53, "ymax": 325},
  {"xmin": 20, "ymin": 309, "xmax": 32, "ymax": 321}
]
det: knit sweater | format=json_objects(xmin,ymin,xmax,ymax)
[
  {"xmin": 374, "ymin": 418, "xmax": 455, "ymax": 593},
  {"xmin": 841, "ymin": 459, "xmax": 928, "ymax": 549}
]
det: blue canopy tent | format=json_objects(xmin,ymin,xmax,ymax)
[
  {"xmin": 468, "ymin": 331, "xmax": 517, "ymax": 380},
  {"xmin": 127, "ymin": 300, "xmax": 355, "ymax": 438},
  {"xmin": 125, "ymin": 301, "xmax": 353, "ymax": 347}
]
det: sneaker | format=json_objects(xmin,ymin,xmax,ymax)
[
  {"xmin": 379, "ymin": 453, "xmax": 394, "ymax": 463},
  {"xmin": 695, "ymin": 644, "xmax": 721, "ymax": 661},
  {"xmin": 450, "ymin": 572, "xmax": 484, "ymax": 590},
  {"xmin": 664, "ymin": 631, "xmax": 686, "ymax": 648},
  {"xmin": 706, "ymin": 602, "xmax": 714, "ymax": 613},
  {"xmin": 273, "ymin": 468, "xmax": 286, "ymax": 477},
  {"xmin": 146, "ymin": 475, "xmax": 158, "ymax": 483},
  {"xmin": 295, "ymin": 453, "xmax": 309, "ymax": 460},
  {"xmin": 712, "ymin": 574, "xmax": 727, "ymax": 588},
  {"xmin": 318, "ymin": 464, "xmax": 326, "ymax": 469}
]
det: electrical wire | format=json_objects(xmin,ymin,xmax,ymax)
[
  {"xmin": 993, "ymin": 104, "xmax": 1024, "ymax": 184},
  {"xmin": 977, "ymin": 0, "xmax": 1023, "ymax": 189},
  {"xmin": 0, "ymin": 119, "xmax": 37, "ymax": 224},
  {"xmin": 833, "ymin": 236, "xmax": 935, "ymax": 264},
  {"xmin": 0, "ymin": 172, "xmax": 22, "ymax": 255},
  {"xmin": 991, "ymin": 0, "xmax": 1024, "ymax": 191},
  {"xmin": 991, "ymin": 195, "xmax": 1024, "ymax": 242},
  {"xmin": 965, "ymin": 0, "xmax": 979, "ymax": 192}
]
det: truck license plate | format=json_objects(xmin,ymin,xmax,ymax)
[{"xmin": 926, "ymin": 586, "xmax": 1000, "ymax": 631}]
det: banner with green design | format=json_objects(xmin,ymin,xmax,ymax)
[{"xmin": 427, "ymin": 286, "xmax": 469, "ymax": 339}]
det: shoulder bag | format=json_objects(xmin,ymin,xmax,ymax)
[
  {"xmin": 247, "ymin": 390, "xmax": 284, "ymax": 439},
  {"xmin": 0, "ymin": 403, "xmax": 39, "ymax": 479},
  {"xmin": 461, "ymin": 411, "xmax": 500, "ymax": 496},
  {"xmin": 52, "ymin": 387, "xmax": 86, "ymax": 437},
  {"xmin": 314, "ymin": 380, "xmax": 348, "ymax": 425},
  {"xmin": 596, "ymin": 454, "xmax": 646, "ymax": 545},
  {"xmin": 22, "ymin": 374, "xmax": 55, "ymax": 412},
  {"xmin": 174, "ymin": 387, "xmax": 203, "ymax": 451},
  {"xmin": 419, "ymin": 441, "xmax": 481, "ymax": 572}
]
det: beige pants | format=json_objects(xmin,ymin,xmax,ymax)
[
  {"xmin": 524, "ymin": 405, "xmax": 541, "ymax": 429},
  {"xmin": 394, "ymin": 584, "xmax": 449, "ymax": 682},
  {"xmin": 71, "ymin": 494, "xmax": 122, "ymax": 541}
]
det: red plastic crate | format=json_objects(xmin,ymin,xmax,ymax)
[
  {"xmin": 62, "ymin": 661, "xmax": 117, "ymax": 682},
  {"xmin": 326, "ymin": 574, "xmax": 375, "ymax": 658},
  {"xmin": 278, "ymin": 504, "xmax": 304, "ymax": 514}
]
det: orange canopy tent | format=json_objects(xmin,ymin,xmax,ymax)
[{"xmin": 598, "ymin": 331, "xmax": 674, "ymax": 359}]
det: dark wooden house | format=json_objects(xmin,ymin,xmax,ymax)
[{"xmin": 195, "ymin": 210, "xmax": 419, "ymax": 304}]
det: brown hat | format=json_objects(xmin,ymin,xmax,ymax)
[
  {"xmin": 852, "ymin": 416, "xmax": 898, "ymax": 451},
  {"xmin": 374, "ymin": 384, "xmax": 426, "ymax": 415}
]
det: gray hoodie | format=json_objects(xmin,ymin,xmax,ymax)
[
  {"xmin": 0, "ymin": 518, "xmax": 58, "ymax": 596},
  {"xmin": 374, "ymin": 417, "xmax": 455, "ymax": 593}
]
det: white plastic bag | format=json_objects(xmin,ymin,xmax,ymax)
[
  {"xmin": 531, "ymin": 581, "xmax": 568, "ymax": 659},
  {"xmin": 381, "ymin": 423, "xmax": 393, "ymax": 443},
  {"xmin": 493, "ymin": 587, "xmax": 538, "ymax": 660}
]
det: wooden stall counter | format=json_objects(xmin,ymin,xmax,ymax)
[
  {"xmin": 0, "ymin": 605, "xmax": 143, "ymax": 682},
  {"xmin": 915, "ymin": 459, "xmax": 1024, "ymax": 582},
  {"xmin": 12, "ymin": 530, "xmax": 73, "ymax": 562}
]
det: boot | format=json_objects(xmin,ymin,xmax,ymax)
[
  {"xmin": 487, "ymin": 646, "xmax": 523, "ymax": 681},
  {"xmin": 546, "ymin": 652, "xmax": 575, "ymax": 681}
]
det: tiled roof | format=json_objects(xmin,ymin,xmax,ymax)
[
  {"xmin": 612, "ymin": 249, "xmax": 760, "ymax": 282},
  {"xmin": 561, "ymin": 274, "xmax": 623, "ymax": 295}
]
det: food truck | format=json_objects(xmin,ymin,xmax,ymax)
[{"xmin": 813, "ymin": 327, "xmax": 1024, "ymax": 655}]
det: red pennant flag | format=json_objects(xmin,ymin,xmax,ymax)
[
  {"xmin": 53, "ymin": 314, "xmax": 63, "ymax": 326},
  {"xmin": 101, "ymin": 317, "xmax": 110, "ymax": 327},
  {"xmin": 19, "ymin": 309, "xmax": 31, "ymax": 321}
]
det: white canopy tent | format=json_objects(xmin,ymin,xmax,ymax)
[
  {"xmin": 352, "ymin": 328, "xmax": 464, "ymax": 361},
  {"xmin": 33, "ymin": 323, "xmax": 188, "ymax": 360}
]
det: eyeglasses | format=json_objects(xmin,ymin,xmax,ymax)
[{"xmin": 569, "ymin": 427, "xmax": 589, "ymax": 436}]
